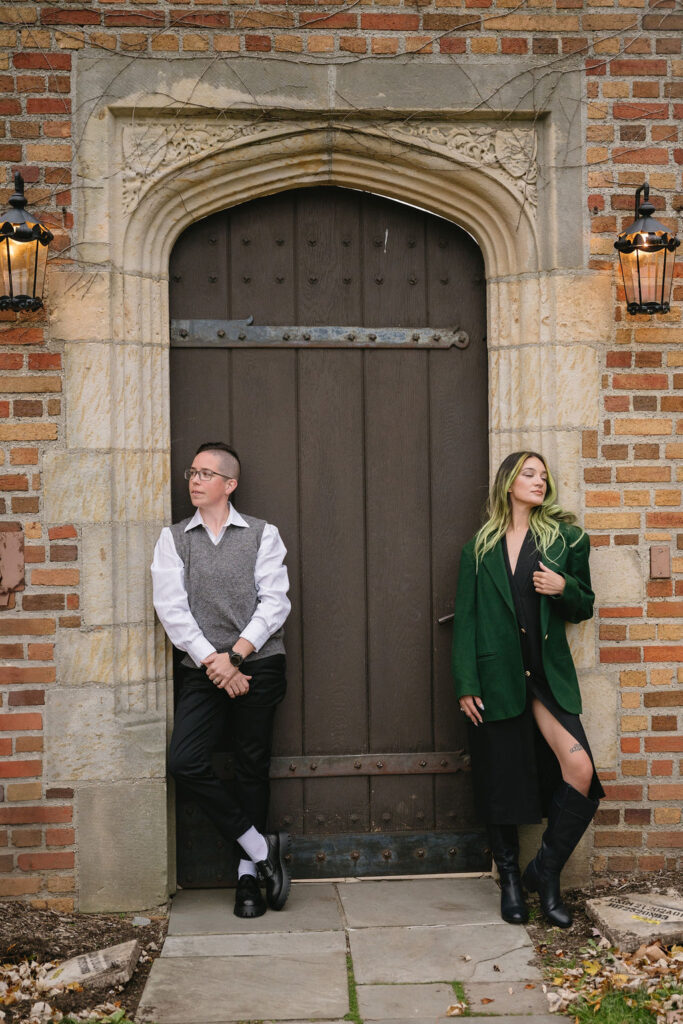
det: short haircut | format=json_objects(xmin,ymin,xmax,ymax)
[{"xmin": 195, "ymin": 441, "xmax": 241, "ymax": 481}]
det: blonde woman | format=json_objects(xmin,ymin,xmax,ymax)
[{"xmin": 452, "ymin": 452, "xmax": 603, "ymax": 928}]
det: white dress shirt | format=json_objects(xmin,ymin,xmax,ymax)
[{"xmin": 151, "ymin": 505, "xmax": 291, "ymax": 667}]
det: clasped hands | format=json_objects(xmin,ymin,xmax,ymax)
[{"xmin": 202, "ymin": 651, "xmax": 251, "ymax": 698}]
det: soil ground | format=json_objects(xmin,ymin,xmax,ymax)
[{"xmin": 0, "ymin": 901, "xmax": 168, "ymax": 1023}]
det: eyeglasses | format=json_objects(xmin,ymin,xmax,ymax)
[{"xmin": 184, "ymin": 468, "xmax": 234, "ymax": 482}]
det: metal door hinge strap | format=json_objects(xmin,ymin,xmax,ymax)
[
  {"xmin": 269, "ymin": 750, "xmax": 469, "ymax": 779},
  {"xmin": 171, "ymin": 319, "xmax": 470, "ymax": 350}
]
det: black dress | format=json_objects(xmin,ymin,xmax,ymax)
[{"xmin": 467, "ymin": 530, "xmax": 604, "ymax": 825}]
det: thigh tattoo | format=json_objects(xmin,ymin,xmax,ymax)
[{"xmin": 569, "ymin": 742, "xmax": 584, "ymax": 754}]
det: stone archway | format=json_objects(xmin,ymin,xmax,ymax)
[{"xmin": 44, "ymin": 55, "xmax": 612, "ymax": 909}]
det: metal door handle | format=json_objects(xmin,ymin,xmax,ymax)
[{"xmin": 437, "ymin": 613, "xmax": 454, "ymax": 625}]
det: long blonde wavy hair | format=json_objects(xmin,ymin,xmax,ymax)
[{"xmin": 473, "ymin": 451, "xmax": 581, "ymax": 567}]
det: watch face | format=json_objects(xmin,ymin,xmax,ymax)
[{"xmin": 230, "ymin": 651, "xmax": 243, "ymax": 667}]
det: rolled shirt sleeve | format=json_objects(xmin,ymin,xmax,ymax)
[
  {"xmin": 239, "ymin": 523, "xmax": 291, "ymax": 652},
  {"xmin": 151, "ymin": 527, "xmax": 216, "ymax": 667}
]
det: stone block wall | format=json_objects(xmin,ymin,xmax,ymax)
[{"xmin": 0, "ymin": 1, "xmax": 681, "ymax": 907}]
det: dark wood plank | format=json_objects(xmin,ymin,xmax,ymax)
[
  {"xmin": 425, "ymin": 217, "xmax": 486, "ymax": 331},
  {"xmin": 295, "ymin": 187, "xmax": 362, "ymax": 325},
  {"xmin": 169, "ymin": 348, "xmax": 231, "ymax": 521},
  {"xmin": 169, "ymin": 212, "xmax": 228, "ymax": 321},
  {"xmin": 227, "ymin": 195, "xmax": 295, "ymax": 325},
  {"xmin": 364, "ymin": 349, "xmax": 434, "ymax": 829},
  {"xmin": 303, "ymin": 777, "xmax": 370, "ymax": 835},
  {"xmin": 361, "ymin": 195, "xmax": 427, "ymax": 327},
  {"xmin": 298, "ymin": 349, "xmax": 367, "ymax": 753}
]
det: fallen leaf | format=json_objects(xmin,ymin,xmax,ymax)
[
  {"xmin": 480, "ymin": 997, "xmax": 494, "ymax": 1004},
  {"xmin": 493, "ymin": 964, "xmax": 501, "ymax": 972},
  {"xmin": 525, "ymin": 984, "xmax": 536, "ymax": 990},
  {"xmin": 445, "ymin": 1001, "xmax": 467, "ymax": 1017}
]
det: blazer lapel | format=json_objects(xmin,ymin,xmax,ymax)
[{"xmin": 481, "ymin": 541, "xmax": 516, "ymax": 618}]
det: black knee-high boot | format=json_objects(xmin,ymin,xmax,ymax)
[
  {"xmin": 522, "ymin": 782, "xmax": 598, "ymax": 928},
  {"xmin": 488, "ymin": 824, "xmax": 529, "ymax": 925}
]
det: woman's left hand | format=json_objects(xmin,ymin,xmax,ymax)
[{"xmin": 533, "ymin": 561, "xmax": 566, "ymax": 596}]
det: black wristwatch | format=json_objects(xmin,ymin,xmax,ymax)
[{"xmin": 229, "ymin": 649, "xmax": 245, "ymax": 668}]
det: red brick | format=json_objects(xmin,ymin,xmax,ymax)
[
  {"xmin": 0, "ymin": 473, "xmax": 28, "ymax": 491},
  {"xmin": 0, "ymin": 328, "xmax": 44, "ymax": 346},
  {"xmin": 647, "ymin": 601, "xmax": 683, "ymax": 617},
  {"xmin": 22, "ymin": 595, "xmax": 65, "ymax": 611},
  {"xmin": 613, "ymin": 102, "xmax": 669, "ymax": 119},
  {"xmin": 26, "ymin": 98, "xmax": 70, "ymax": 114},
  {"xmin": 643, "ymin": 647, "xmax": 683, "ymax": 663},
  {"xmin": 600, "ymin": 647, "xmax": 641, "ymax": 663},
  {"xmin": 0, "ymin": 98, "xmax": 21, "ymax": 116},
  {"xmin": 0, "ymin": 739, "xmax": 11, "ymax": 756},
  {"xmin": 621, "ymin": 737, "xmax": 641, "ymax": 752},
  {"xmin": 245, "ymin": 35, "xmax": 270, "ymax": 51},
  {"xmin": 7, "ymin": 690, "xmax": 44, "ymax": 712},
  {"xmin": 49, "ymin": 544, "xmax": 77, "ymax": 562},
  {"xmin": 610, "ymin": 59, "xmax": 667, "ymax": 75},
  {"xmin": 647, "ymin": 830, "xmax": 683, "ymax": 847},
  {"xmin": 606, "ymin": 351, "xmax": 632, "ymax": 368},
  {"xmin": 647, "ymin": 512, "xmax": 683, "ymax": 527},
  {"xmin": 594, "ymin": 830, "xmax": 642, "ymax": 847},
  {"xmin": 103, "ymin": 10, "xmax": 165, "ymax": 26},
  {"xmin": 28, "ymin": 353, "xmax": 61, "ymax": 370},
  {"xmin": 502, "ymin": 38, "xmax": 528, "ymax": 53},
  {"xmin": 14, "ymin": 53, "xmax": 72, "ymax": 70},
  {"xmin": 17, "ymin": 851, "xmax": 74, "ymax": 870},
  {"xmin": 613, "ymin": 373, "xmax": 668, "ymax": 389},
  {"xmin": 639, "ymin": 855, "xmax": 666, "ymax": 870},
  {"xmin": 361, "ymin": 13, "xmax": 420, "ymax": 29},
  {"xmin": 607, "ymin": 855, "xmax": 637, "ymax": 871},
  {"xmin": 42, "ymin": 8, "xmax": 100, "ymax": 24},
  {"xmin": 0, "ymin": 618, "xmax": 55, "ymax": 636},
  {"xmin": 603, "ymin": 784, "xmax": 643, "ymax": 800},
  {"xmin": 439, "ymin": 38, "xmax": 466, "ymax": 53},
  {"xmin": 46, "ymin": 828, "xmax": 74, "ymax": 846},
  {"xmin": 0, "ymin": 713, "xmax": 42, "ymax": 731},
  {"xmin": 652, "ymin": 715, "xmax": 677, "ymax": 731},
  {"xmin": 30, "ymin": 568, "xmax": 79, "ymax": 586},
  {"xmin": 652, "ymin": 760, "xmax": 673, "ymax": 775},
  {"xmin": 645, "ymin": 736, "xmax": 683, "ymax": 751},
  {"xmin": 648, "ymin": 783, "xmax": 683, "ymax": 800},
  {"xmin": 614, "ymin": 147, "xmax": 670, "ymax": 164},
  {"xmin": 174, "ymin": 11, "xmax": 232, "ymax": 27},
  {"xmin": 0, "ymin": 877, "xmax": 41, "ymax": 896},
  {"xmin": 0, "ymin": 806, "xmax": 71, "ymax": 824},
  {"xmin": 0, "ymin": 667, "xmax": 55, "ymax": 684},
  {"xmin": 625, "ymin": 808, "xmax": 650, "ymax": 824},
  {"xmin": 599, "ymin": 606, "xmax": 642, "ymax": 617},
  {"xmin": 0, "ymin": 760, "xmax": 42, "ymax": 779},
  {"xmin": 46, "ymin": 788, "xmax": 73, "ymax": 800},
  {"xmin": 48, "ymin": 525, "xmax": 77, "ymax": 540},
  {"xmin": 299, "ymin": 11, "xmax": 357, "ymax": 27}
]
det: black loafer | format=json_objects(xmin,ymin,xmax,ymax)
[
  {"xmin": 256, "ymin": 831, "xmax": 291, "ymax": 911},
  {"xmin": 234, "ymin": 874, "xmax": 266, "ymax": 919}
]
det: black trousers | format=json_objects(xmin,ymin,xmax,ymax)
[{"xmin": 168, "ymin": 654, "xmax": 287, "ymax": 844}]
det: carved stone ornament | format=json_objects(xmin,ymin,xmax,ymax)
[{"xmin": 120, "ymin": 119, "xmax": 537, "ymax": 213}]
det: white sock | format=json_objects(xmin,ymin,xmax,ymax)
[
  {"xmin": 237, "ymin": 826, "xmax": 268, "ymax": 863},
  {"xmin": 238, "ymin": 859, "xmax": 257, "ymax": 879}
]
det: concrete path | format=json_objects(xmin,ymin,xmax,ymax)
[{"xmin": 137, "ymin": 877, "xmax": 562, "ymax": 1024}]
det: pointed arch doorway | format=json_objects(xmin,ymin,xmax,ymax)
[{"xmin": 169, "ymin": 186, "xmax": 489, "ymax": 884}]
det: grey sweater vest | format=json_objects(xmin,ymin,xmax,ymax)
[{"xmin": 170, "ymin": 514, "xmax": 285, "ymax": 666}]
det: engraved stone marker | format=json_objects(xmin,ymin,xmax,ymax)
[
  {"xmin": 586, "ymin": 893, "xmax": 683, "ymax": 952},
  {"xmin": 45, "ymin": 939, "xmax": 141, "ymax": 991}
]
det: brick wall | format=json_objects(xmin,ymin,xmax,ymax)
[{"xmin": 1, "ymin": 1, "xmax": 681, "ymax": 902}]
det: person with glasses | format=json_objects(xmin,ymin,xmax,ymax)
[{"xmin": 151, "ymin": 442, "xmax": 291, "ymax": 919}]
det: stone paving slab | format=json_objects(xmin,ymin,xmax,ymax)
[
  {"xmin": 162, "ymin": 930, "xmax": 345, "ymax": 958},
  {"xmin": 349, "ymin": 923, "xmax": 541, "ymax": 984},
  {"xmin": 463, "ymin": 980, "xmax": 549, "ymax": 1015},
  {"xmin": 136, "ymin": 952, "xmax": 349, "ymax": 1023},
  {"xmin": 357, "ymin": 982, "xmax": 457, "ymax": 1020},
  {"xmin": 168, "ymin": 882, "xmax": 342, "ymax": 935},
  {"xmin": 339, "ymin": 877, "xmax": 499, "ymax": 928},
  {"xmin": 586, "ymin": 892, "xmax": 683, "ymax": 952}
]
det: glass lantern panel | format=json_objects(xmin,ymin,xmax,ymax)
[
  {"xmin": 619, "ymin": 250, "xmax": 640, "ymax": 306},
  {"xmin": 0, "ymin": 238, "xmax": 12, "ymax": 297},
  {"xmin": 635, "ymin": 248, "xmax": 662, "ymax": 306},
  {"xmin": 661, "ymin": 248, "xmax": 674, "ymax": 307},
  {"xmin": 33, "ymin": 242, "xmax": 48, "ymax": 301},
  {"xmin": 7, "ymin": 238, "xmax": 35, "ymax": 298}
]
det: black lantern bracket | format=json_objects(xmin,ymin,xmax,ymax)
[
  {"xmin": 0, "ymin": 172, "xmax": 54, "ymax": 313},
  {"xmin": 614, "ymin": 181, "xmax": 680, "ymax": 316}
]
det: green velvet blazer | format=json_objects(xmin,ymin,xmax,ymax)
[{"xmin": 451, "ymin": 524, "xmax": 594, "ymax": 722}]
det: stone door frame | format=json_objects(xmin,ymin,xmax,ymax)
[{"xmin": 44, "ymin": 55, "xmax": 614, "ymax": 910}]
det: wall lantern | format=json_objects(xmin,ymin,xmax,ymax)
[
  {"xmin": 0, "ymin": 172, "xmax": 53, "ymax": 312},
  {"xmin": 614, "ymin": 182, "xmax": 680, "ymax": 316}
]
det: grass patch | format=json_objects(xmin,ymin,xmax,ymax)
[
  {"xmin": 344, "ymin": 952, "xmax": 363, "ymax": 1024},
  {"xmin": 570, "ymin": 988, "xmax": 658, "ymax": 1024}
]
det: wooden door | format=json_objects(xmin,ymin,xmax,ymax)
[{"xmin": 169, "ymin": 187, "xmax": 489, "ymax": 883}]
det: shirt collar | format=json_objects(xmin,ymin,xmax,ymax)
[{"xmin": 185, "ymin": 504, "xmax": 249, "ymax": 533}]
